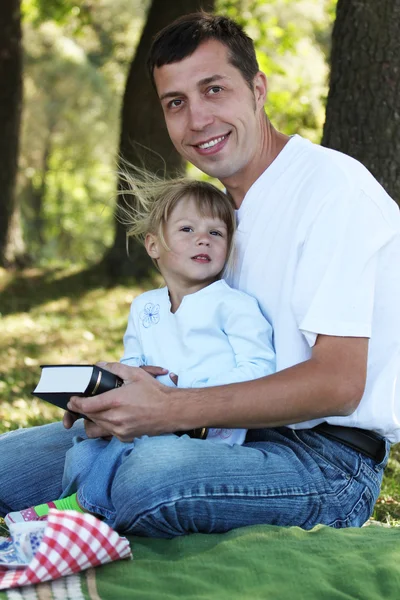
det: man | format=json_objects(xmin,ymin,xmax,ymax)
[{"xmin": 1, "ymin": 13, "xmax": 399, "ymax": 536}]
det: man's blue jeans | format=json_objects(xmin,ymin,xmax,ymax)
[{"xmin": 0, "ymin": 421, "xmax": 390, "ymax": 537}]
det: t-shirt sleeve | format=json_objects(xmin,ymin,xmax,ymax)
[{"xmin": 292, "ymin": 188, "xmax": 396, "ymax": 347}]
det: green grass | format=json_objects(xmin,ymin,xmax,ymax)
[
  {"xmin": 0, "ymin": 264, "xmax": 156, "ymax": 429},
  {"xmin": 0, "ymin": 265, "xmax": 399, "ymax": 526}
]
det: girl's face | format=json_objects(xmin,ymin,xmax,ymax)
[{"xmin": 146, "ymin": 196, "xmax": 229, "ymax": 291}]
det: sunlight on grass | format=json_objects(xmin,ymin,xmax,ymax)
[
  {"xmin": 373, "ymin": 446, "xmax": 400, "ymax": 526},
  {"xmin": 0, "ymin": 265, "xmax": 399, "ymax": 526},
  {"xmin": 0, "ymin": 265, "xmax": 147, "ymax": 433}
]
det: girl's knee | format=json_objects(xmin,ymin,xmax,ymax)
[{"xmin": 111, "ymin": 436, "xmax": 205, "ymax": 508}]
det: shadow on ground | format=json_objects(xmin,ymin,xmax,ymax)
[{"xmin": 0, "ymin": 262, "xmax": 157, "ymax": 316}]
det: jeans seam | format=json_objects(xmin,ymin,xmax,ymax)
[
  {"xmin": 137, "ymin": 473, "xmax": 319, "ymax": 501},
  {"xmin": 327, "ymin": 484, "xmax": 374, "ymax": 528},
  {"xmin": 120, "ymin": 490, "xmax": 322, "ymax": 531},
  {"xmin": 291, "ymin": 431, "xmax": 360, "ymax": 480},
  {"xmin": 124, "ymin": 484, "xmax": 320, "ymax": 513},
  {"xmin": 359, "ymin": 459, "xmax": 383, "ymax": 488}
]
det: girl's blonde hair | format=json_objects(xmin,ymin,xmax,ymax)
[{"xmin": 118, "ymin": 166, "xmax": 237, "ymax": 269}]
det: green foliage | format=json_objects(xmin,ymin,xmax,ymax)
[
  {"xmin": 22, "ymin": 0, "xmax": 81, "ymax": 26},
  {"xmin": 18, "ymin": 0, "xmax": 337, "ymax": 265},
  {"xmin": 19, "ymin": 0, "xmax": 150, "ymax": 265}
]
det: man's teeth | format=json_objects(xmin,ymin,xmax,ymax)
[{"xmin": 198, "ymin": 135, "xmax": 226, "ymax": 149}]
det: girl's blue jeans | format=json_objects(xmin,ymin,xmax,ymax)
[{"xmin": 0, "ymin": 420, "xmax": 390, "ymax": 537}]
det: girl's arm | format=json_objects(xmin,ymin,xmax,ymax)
[
  {"xmin": 178, "ymin": 293, "xmax": 275, "ymax": 388},
  {"xmin": 120, "ymin": 301, "xmax": 145, "ymax": 367}
]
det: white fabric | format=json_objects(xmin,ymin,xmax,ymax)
[
  {"xmin": 226, "ymin": 134, "xmax": 400, "ymax": 443},
  {"xmin": 121, "ymin": 279, "xmax": 275, "ymax": 446}
]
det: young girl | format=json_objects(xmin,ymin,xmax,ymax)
[{"xmin": 5, "ymin": 175, "xmax": 275, "ymax": 527}]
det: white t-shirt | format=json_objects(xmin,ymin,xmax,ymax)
[
  {"xmin": 227, "ymin": 134, "xmax": 400, "ymax": 443},
  {"xmin": 121, "ymin": 280, "xmax": 275, "ymax": 445}
]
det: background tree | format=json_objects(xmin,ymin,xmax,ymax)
[
  {"xmin": 17, "ymin": 0, "xmax": 147, "ymax": 265},
  {"xmin": 105, "ymin": 0, "xmax": 216, "ymax": 279},
  {"xmin": 12, "ymin": 0, "xmax": 335, "ymax": 272},
  {"xmin": 0, "ymin": 0, "xmax": 26, "ymax": 267},
  {"xmin": 322, "ymin": 0, "xmax": 400, "ymax": 203}
]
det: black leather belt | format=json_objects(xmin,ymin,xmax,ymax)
[
  {"xmin": 314, "ymin": 423, "xmax": 386, "ymax": 463},
  {"xmin": 180, "ymin": 424, "xmax": 387, "ymax": 462}
]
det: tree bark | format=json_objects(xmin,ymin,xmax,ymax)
[
  {"xmin": 322, "ymin": 0, "xmax": 400, "ymax": 204},
  {"xmin": 0, "ymin": 0, "xmax": 26, "ymax": 267},
  {"xmin": 104, "ymin": 0, "xmax": 215, "ymax": 279}
]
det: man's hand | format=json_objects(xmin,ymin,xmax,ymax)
[
  {"xmin": 66, "ymin": 362, "xmax": 177, "ymax": 441},
  {"xmin": 65, "ymin": 335, "xmax": 368, "ymax": 442},
  {"xmin": 63, "ymin": 410, "xmax": 112, "ymax": 438},
  {"xmin": 62, "ymin": 411, "xmax": 81, "ymax": 430}
]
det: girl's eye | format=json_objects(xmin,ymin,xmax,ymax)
[
  {"xmin": 181, "ymin": 227, "xmax": 193, "ymax": 232},
  {"xmin": 210, "ymin": 230, "xmax": 223, "ymax": 237}
]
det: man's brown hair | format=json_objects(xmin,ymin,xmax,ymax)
[{"xmin": 147, "ymin": 12, "xmax": 259, "ymax": 91}]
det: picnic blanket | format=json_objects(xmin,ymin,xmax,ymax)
[
  {"xmin": 0, "ymin": 510, "xmax": 131, "ymax": 590},
  {"xmin": 0, "ymin": 520, "xmax": 399, "ymax": 599}
]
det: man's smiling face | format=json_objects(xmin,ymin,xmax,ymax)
[{"xmin": 154, "ymin": 39, "xmax": 267, "ymax": 186}]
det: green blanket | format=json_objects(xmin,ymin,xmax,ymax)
[{"xmin": 1, "ymin": 524, "xmax": 399, "ymax": 599}]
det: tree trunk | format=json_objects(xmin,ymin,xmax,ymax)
[
  {"xmin": 0, "ymin": 0, "xmax": 26, "ymax": 268},
  {"xmin": 322, "ymin": 0, "xmax": 400, "ymax": 204},
  {"xmin": 104, "ymin": 0, "xmax": 215, "ymax": 279}
]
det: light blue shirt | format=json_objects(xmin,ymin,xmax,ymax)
[{"xmin": 121, "ymin": 280, "xmax": 275, "ymax": 445}]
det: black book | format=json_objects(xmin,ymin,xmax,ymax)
[{"xmin": 32, "ymin": 364, "xmax": 123, "ymax": 416}]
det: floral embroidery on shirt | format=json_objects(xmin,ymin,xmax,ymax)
[{"xmin": 140, "ymin": 303, "xmax": 160, "ymax": 328}]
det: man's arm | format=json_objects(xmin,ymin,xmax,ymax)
[{"xmin": 67, "ymin": 334, "xmax": 368, "ymax": 442}]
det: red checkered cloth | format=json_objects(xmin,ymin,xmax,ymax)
[{"xmin": 0, "ymin": 509, "xmax": 132, "ymax": 589}]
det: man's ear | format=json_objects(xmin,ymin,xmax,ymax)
[
  {"xmin": 253, "ymin": 71, "xmax": 267, "ymax": 107},
  {"xmin": 145, "ymin": 233, "xmax": 160, "ymax": 259}
]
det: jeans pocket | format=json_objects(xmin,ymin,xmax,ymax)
[
  {"xmin": 291, "ymin": 430, "xmax": 361, "ymax": 480},
  {"xmin": 328, "ymin": 483, "xmax": 376, "ymax": 528},
  {"xmin": 290, "ymin": 429, "xmax": 382, "ymax": 528}
]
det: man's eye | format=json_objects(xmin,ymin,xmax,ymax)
[
  {"xmin": 208, "ymin": 86, "xmax": 222, "ymax": 95},
  {"xmin": 168, "ymin": 98, "xmax": 183, "ymax": 109}
]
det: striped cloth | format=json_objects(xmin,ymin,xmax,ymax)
[{"xmin": 0, "ymin": 509, "xmax": 132, "ymax": 590}]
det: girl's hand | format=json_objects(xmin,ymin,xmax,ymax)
[
  {"xmin": 142, "ymin": 364, "xmax": 178, "ymax": 385},
  {"xmin": 169, "ymin": 372, "xmax": 178, "ymax": 386},
  {"xmin": 140, "ymin": 365, "xmax": 169, "ymax": 378}
]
